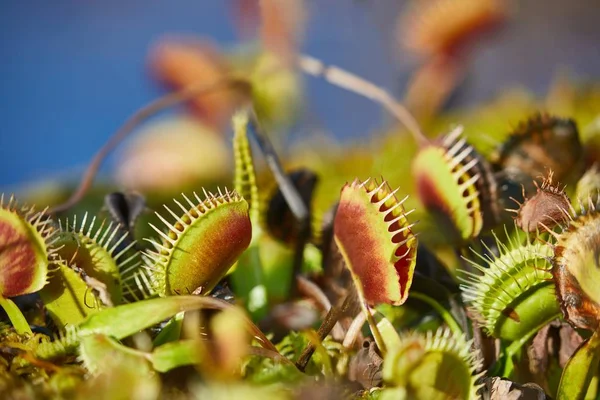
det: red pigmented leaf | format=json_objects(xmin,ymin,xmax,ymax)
[
  {"xmin": 333, "ymin": 178, "xmax": 418, "ymax": 306},
  {"xmin": 149, "ymin": 38, "xmax": 244, "ymax": 131},
  {"xmin": 400, "ymin": 0, "xmax": 508, "ymax": 58},
  {"xmin": 0, "ymin": 197, "xmax": 56, "ymax": 298},
  {"xmin": 511, "ymin": 170, "xmax": 572, "ymax": 233}
]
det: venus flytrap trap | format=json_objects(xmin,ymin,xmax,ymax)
[
  {"xmin": 491, "ymin": 113, "xmax": 585, "ymax": 195},
  {"xmin": 40, "ymin": 261, "xmax": 101, "ymax": 326},
  {"xmin": 460, "ymin": 226, "xmax": 559, "ymax": 342},
  {"xmin": 126, "ymin": 189, "xmax": 251, "ymax": 346},
  {"xmin": 547, "ymin": 196, "xmax": 600, "ymax": 332},
  {"xmin": 333, "ymin": 178, "xmax": 418, "ymax": 354},
  {"xmin": 574, "ymin": 164, "xmax": 600, "ymax": 206},
  {"xmin": 459, "ymin": 224, "xmax": 561, "ymax": 378},
  {"xmin": 2, "ymin": 13, "xmax": 600, "ymax": 395},
  {"xmin": 379, "ymin": 327, "xmax": 484, "ymax": 400},
  {"xmin": 549, "ymin": 205, "xmax": 600, "ymax": 400},
  {"xmin": 40, "ymin": 213, "xmax": 142, "ymax": 326},
  {"xmin": 229, "ymin": 109, "xmax": 315, "ymax": 319},
  {"xmin": 35, "ymin": 295, "xmax": 277, "ymax": 360},
  {"xmin": 230, "ymin": 109, "xmax": 271, "ymax": 318},
  {"xmin": 334, "ymin": 178, "xmax": 417, "ymax": 307},
  {"xmin": 0, "ymin": 195, "xmax": 59, "ymax": 334},
  {"xmin": 412, "ymin": 126, "xmax": 486, "ymax": 244},
  {"xmin": 143, "ymin": 188, "xmax": 251, "ymax": 297},
  {"xmin": 507, "ymin": 171, "xmax": 573, "ymax": 233}
]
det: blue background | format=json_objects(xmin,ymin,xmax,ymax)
[{"xmin": 1, "ymin": 0, "xmax": 599, "ymax": 190}]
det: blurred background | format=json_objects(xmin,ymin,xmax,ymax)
[{"xmin": 1, "ymin": 0, "xmax": 599, "ymax": 192}]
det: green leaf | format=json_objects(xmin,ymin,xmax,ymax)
[
  {"xmin": 0, "ymin": 296, "xmax": 32, "ymax": 335},
  {"xmin": 373, "ymin": 310, "xmax": 401, "ymax": 351},
  {"xmin": 36, "ymin": 296, "xmax": 277, "ymax": 359},
  {"xmin": 40, "ymin": 262, "xmax": 100, "ymax": 326},
  {"xmin": 557, "ymin": 329, "xmax": 600, "ymax": 400},
  {"xmin": 151, "ymin": 311, "xmax": 184, "ymax": 347},
  {"xmin": 151, "ymin": 339, "xmax": 203, "ymax": 373}
]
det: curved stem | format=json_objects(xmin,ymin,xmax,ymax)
[
  {"xmin": 296, "ymin": 294, "xmax": 351, "ymax": 371},
  {"xmin": 296, "ymin": 276, "xmax": 344, "ymax": 340},
  {"xmin": 248, "ymin": 346, "xmax": 295, "ymax": 367},
  {"xmin": 359, "ymin": 299, "xmax": 387, "ymax": 356},
  {"xmin": 410, "ymin": 291, "xmax": 463, "ymax": 337},
  {"xmin": 500, "ymin": 312, "xmax": 562, "ymax": 376},
  {"xmin": 0, "ymin": 296, "xmax": 32, "ymax": 335},
  {"xmin": 343, "ymin": 311, "xmax": 367, "ymax": 349},
  {"xmin": 49, "ymin": 78, "xmax": 252, "ymax": 214},
  {"xmin": 298, "ymin": 54, "xmax": 427, "ymax": 146}
]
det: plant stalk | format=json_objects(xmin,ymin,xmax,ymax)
[{"xmin": 0, "ymin": 296, "xmax": 32, "ymax": 335}]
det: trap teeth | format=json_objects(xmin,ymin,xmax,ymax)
[
  {"xmin": 382, "ymin": 327, "xmax": 485, "ymax": 399},
  {"xmin": 0, "ymin": 195, "xmax": 58, "ymax": 298},
  {"xmin": 513, "ymin": 170, "xmax": 573, "ymax": 233},
  {"xmin": 493, "ymin": 113, "xmax": 584, "ymax": 193},
  {"xmin": 40, "ymin": 212, "xmax": 144, "ymax": 325},
  {"xmin": 333, "ymin": 178, "xmax": 417, "ymax": 306},
  {"xmin": 412, "ymin": 127, "xmax": 487, "ymax": 243},
  {"xmin": 460, "ymin": 226, "xmax": 558, "ymax": 341},
  {"xmin": 551, "ymin": 203, "xmax": 600, "ymax": 331},
  {"xmin": 575, "ymin": 164, "xmax": 600, "ymax": 209},
  {"xmin": 144, "ymin": 189, "xmax": 252, "ymax": 297}
]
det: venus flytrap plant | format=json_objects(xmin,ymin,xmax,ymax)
[
  {"xmin": 460, "ymin": 226, "xmax": 559, "ymax": 342},
  {"xmin": 537, "ymin": 195, "xmax": 600, "ymax": 399},
  {"xmin": 412, "ymin": 126, "xmax": 485, "ymax": 243},
  {"xmin": 229, "ymin": 109, "xmax": 315, "ymax": 319},
  {"xmin": 547, "ymin": 197, "xmax": 600, "ymax": 332},
  {"xmin": 574, "ymin": 164, "xmax": 600, "ymax": 207},
  {"xmin": 35, "ymin": 295, "xmax": 277, "ymax": 360},
  {"xmin": 507, "ymin": 171, "xmax": 573, "ymax": 233},
  {"xmin": 380, "ymin": 327, "xmax": 485, "ymax": 400},
  {"xmin": 143, "ymin": 188, "xmax": 252, "ymax": 297},
  {"xmin": 333, "ymin": 178, "xmax": 418, "ymax": 354},
  {"xmin": 491, "ymin": 113, "xmax": 584, "ymax": 194},
  {"xmin": 40, "ymin": 213, "xmax": 142, "ymax": 326},
  {"xmin": 230, "ymin": 110, "xmax": 270, "ymax": 318},
  {"xmin": 0, "ymin": 195, "xmax": 59, "ymax": 334},
  {"xmin": 2, "ymin": 19, "xmax": 600, "ymax": 395}
]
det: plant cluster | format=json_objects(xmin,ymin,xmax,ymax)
[
  {"xmin": 2, "ymin": 90, "xmax": 600, "ymax": 399},
  {"xmin": 3, "ymin": 2, "xmax": 600, "ymax": 399}
]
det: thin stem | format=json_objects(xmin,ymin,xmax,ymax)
[
  {"xmin": 50, "ymin": 78, "xmax": 252, "ymax": 214},
  {"xmin": 298, "ymin": 54, "xmax": 428, "ymax": 146},
  {"xmin": 359, "ymin": 299, "xmax": 387, "ymax": 356},
  {"xmin": 246, "ymin": 110, "xmax": 310, "ymax": 297},
  {"xmin": 0, "ymin": 296, "xmax": 32, "ymax": 335},
  {"xmin": 499, "ymin": 312, "xmax": 562, "ymax": 376},
  {"xmin": 296, "ymin": 276, "xmax": 344, "ymax": 340},
  {"xmin": 343, "ymin": 311, "xmax": 367, "ymax": 349},
  {"xmin": 347, "ymin": 272, "xmax": 388, "ymax": 355},
  {"xmin": 295, "ymin": 294, "xmax": 351, "ymax": 371},
  {"xmin": 409, "ymin": 291, "xmax": 463, "ymax": 337},
  {"xmin": 247, "ymin": 346, "xmax": 295, "ymax": 367}
]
